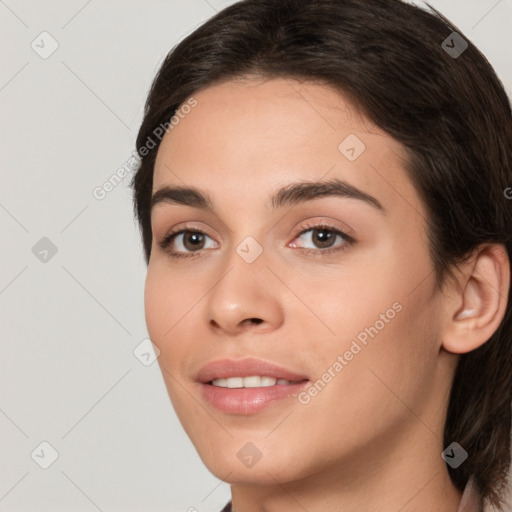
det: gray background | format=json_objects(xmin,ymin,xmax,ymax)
[{"xmin": 1, "ymin": 1, "xmax": 511, "ymax": 511}]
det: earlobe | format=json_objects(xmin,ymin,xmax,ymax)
[{"xmin": 441, "ymin": 244, "xmax": 510, "ymax": 355}]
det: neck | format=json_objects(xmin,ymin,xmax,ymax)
[{"xmin": 230, "ymin": 423, "xmax": 463, "ymax": 512}]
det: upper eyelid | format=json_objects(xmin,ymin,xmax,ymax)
[
  {"xmin": 163, "ymin": 222, "xmax": 349, "ymax": 239},
  {"xmin": 156, "ymin": 209, "xmax": 357, "ymax": 241},
  {"xmin": 162, "ymin": 216, "xmax": 353, "ymax": 236}
]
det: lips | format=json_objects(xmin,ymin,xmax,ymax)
[
  {"xmin": 195, "ymin": 358, "xmax": 310, "ymax": 414},
  {"xmin": 196, "ymin": 357, "xmax": 309, "ymax": 383}
]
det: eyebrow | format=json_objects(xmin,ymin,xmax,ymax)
[{"xmin": 150, "ymin": 177, "xmax": 385, "ymax": 214}]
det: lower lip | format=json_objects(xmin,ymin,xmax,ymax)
[{"xmin": 200, "ymin": 381, "xmax": 309, "ymax": 414}]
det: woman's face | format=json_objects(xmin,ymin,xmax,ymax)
[{"xmin": 145, "ymin": 77, "xmax": 455, "ymax": 485}]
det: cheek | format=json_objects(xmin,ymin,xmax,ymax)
[
  {"xmin": 143, "ymin": 263, "xmax": 190, "ymax": 354},
  {"xmin": 320, "ymin": 274, "xmax": 439, "ymax": 421},
  {"xmin": 144, "ymin": 261, "xmax": 215, "ymax": 388},
  {"xmin": 283, "ymin": 259, "xmax": 401, "ymax": 349},
  {"xmin": 144, "ymin": 266, "xmax": 196, "ymax": 411},
  {"xmin": 144, "ymin": 259, "xmax": 201, "ymax": 335},
  {"xmin": 144, "ymin": 266, "xmax": 168, "ymax": 342},
  {"xmin": 293, "ymin": 241, "xmax": 438, "ymax": 399},
  {"xmin": 292, "ymin": 296, "xmax": 438, "ymax": 457}
]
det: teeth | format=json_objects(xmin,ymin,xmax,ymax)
[{"xmin": 211, "ymin": 376, "xmax": 295, "ymax": 388}]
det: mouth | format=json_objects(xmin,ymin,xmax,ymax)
[
  {"xmin": 196, "ymin": 358, "xmax": 310, "ymax": 415},
  {"xmin": 208, "ymin": 376, "xmax": 308, "ymax": 388}
]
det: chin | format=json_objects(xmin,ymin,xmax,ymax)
[{"xmin": 195, "ymin": 442, "xmax": 311, "ymax": 485}]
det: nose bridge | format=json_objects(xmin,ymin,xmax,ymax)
[{"xmin": 204, "ymin": 233, "xmax": 283, "ymax": 332}]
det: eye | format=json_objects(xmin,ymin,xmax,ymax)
[
  {"xmin": 290, "ymin": 224, "xmax": 355, "ymax": 254},
  {"xmin": 159, "ymin": 229, "xmax": 217, "ymax": 259},
  {"xmin": 158, "ymin": 223, "xmax": 355, "ymax": 261}
]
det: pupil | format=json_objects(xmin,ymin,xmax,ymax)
[
  {"xmin": 314, "ymin": 229, "xmax": 334, "ymax": 248},
  {"xmin": 185, "ymin": 232, "xmax": 204, "ymax": 250}
]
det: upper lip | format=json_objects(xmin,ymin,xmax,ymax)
[{"xmin": 196, "ymin": 358, "xmax": 309, "ymax": 383}]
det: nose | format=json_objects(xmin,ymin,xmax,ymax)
[{"xmin": 204, "ymin": 251, "xmax": 285, "ymax": 336}]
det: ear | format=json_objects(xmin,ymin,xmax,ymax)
[{"xmin": 441, "ymin": 244, "xmax": 510, "ymax": 354}]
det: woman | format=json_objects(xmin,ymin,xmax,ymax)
[{"xmin": 131, "ymin": 1, "xmax": 512, "ymax": 510}]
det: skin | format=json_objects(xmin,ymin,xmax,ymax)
[{"xmin": 145, "ymin": 77, "xmax": 510, "ymax": 512}]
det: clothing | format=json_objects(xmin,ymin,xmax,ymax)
[
  {"xmin": 220, "ymin": 501, "xmax": 232, "ymax": 512},
  {"xmin": 219, "ymin": 474, "xmax": 483, "ymax": 512},
  {"xmin": 457, "ymin": 475, "xmax": 484, "ymax": 512}
]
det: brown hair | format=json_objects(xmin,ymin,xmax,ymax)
[{"xmin": 131, "ymin": 0, "xmax": 512, "ymax": 508}]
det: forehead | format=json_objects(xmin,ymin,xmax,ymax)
[{"xmin": 152, "ymin": 77, "xmax": 418, "ymax": 217}]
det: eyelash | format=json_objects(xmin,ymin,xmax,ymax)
[{"xmin": 158, "ymin": 222, "xmax": 356, "ymax": 261}]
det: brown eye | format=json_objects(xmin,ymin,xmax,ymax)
[
  {"xmin": 182, "ymin": 231, "xmax": 206, "ymax": 251},
  {"xmin": 293, "ymin": 226, "xmax": 350, "ymax": 251},
  {"xmin": 310, "ymin": 229, "xmax": 337, "ymax": 249},
  {"xmin": 159, "ymin": 229, "xmax": 218, "ymax": 259}
]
